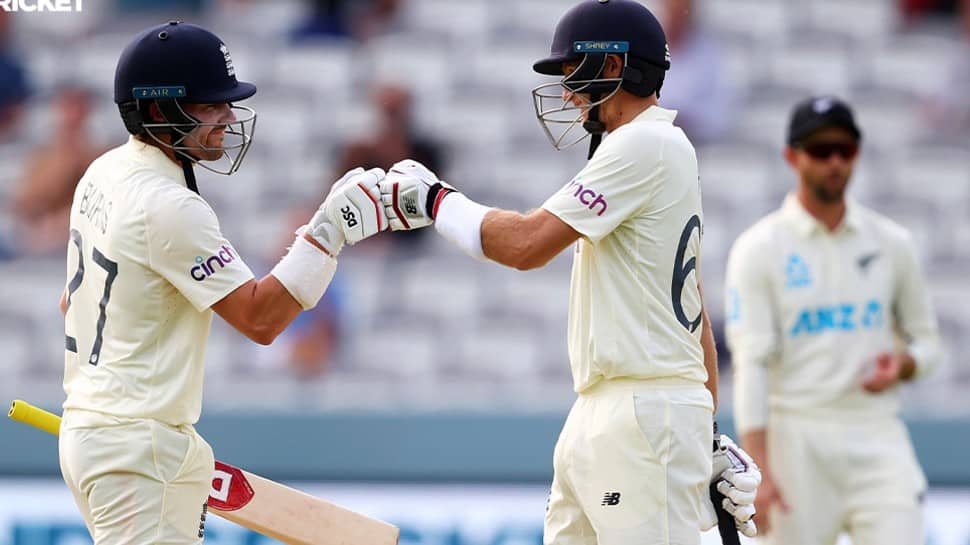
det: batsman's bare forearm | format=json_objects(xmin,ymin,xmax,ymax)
[
  {"xmin": 481, "ymin": 208, "xmax": 580, "ymax": 271},
  {"xmin": 212, "ymin": 276, "xmax": 304, "ymax": 345}
]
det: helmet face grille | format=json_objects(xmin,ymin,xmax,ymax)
[
  {"xmin": 115, "ymin": 22, "xmax": 259, "ymax": 175},
  {"xmin": 531, "ymin": 52, "xmax": 624, "ymax": 152},
  {"xmin": 142, "ymin": 102, "xmax": 257, "ymax": 175}
]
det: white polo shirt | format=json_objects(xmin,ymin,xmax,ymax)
[
  {"xmin": 726, "ymin": 195, "xmax": 942, "ymax": 432},
  {"xmin": 62, "ymin": 137, "xmax": 254, "ymax": 426},
  {"xmin": 542, "ymin": 106, "xmax": 708, "ymax": 393}
]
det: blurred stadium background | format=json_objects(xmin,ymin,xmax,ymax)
[{"xmin": 0, "ymin": 0, "xmax": 968, "ymax": 544}]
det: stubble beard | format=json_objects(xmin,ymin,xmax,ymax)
[{"xmin": 812, "ymin": 183, "xmax": 845, "ymax": 204}]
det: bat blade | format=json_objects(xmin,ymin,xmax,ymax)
[
  {"xmin": 9, "ymin": 400, "xmax": 399, "ymax": 545},
  {"xmin": 211, "ymin": 461, "xmax": 399, "ymax": 545}
]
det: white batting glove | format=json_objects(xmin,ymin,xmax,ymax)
[
  {"xmin": 378, "ymin": 159, "xmax": 456, "ymax": 230},
  {"xmin": 708, "ymin": 434, "xmax": 761, "ymax": 538},
  {"xmin": 306, "ymin": 167, "xmax": 388, "ymax": 255}
]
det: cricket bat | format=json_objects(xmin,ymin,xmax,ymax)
[
  {"xmin": 711, "ymin": 482, "xmax": 741, "ymax": 545},
  {"xmin": 8, "ymin": 400, "xmax": 399, "ymax": 545}
]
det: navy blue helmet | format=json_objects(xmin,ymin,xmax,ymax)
[
  {"xmin": 115, "ymin": 21, "xmax": 257, "ymax": 176},
  {"xmin": 531, "ymin": 0, "xmax": 670, "ymax": 154}
]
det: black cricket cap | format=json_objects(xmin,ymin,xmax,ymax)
[{"xmin": 787, "ymin": 96, "xmax": 862, "ymax": 146}]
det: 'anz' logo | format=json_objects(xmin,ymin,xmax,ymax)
[
  {"xmin": 564, "ymin": 179, "xmax": 608, "ymax": 216},
  {"xmin": 190, "ymin": 245, "xmax": 237, "ymax": 282},
  {"xmin": 790, "ymin": 300, "xmax": 884, "ymax": 337}
]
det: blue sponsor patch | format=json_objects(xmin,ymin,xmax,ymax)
[
  {"xmin": 789, "ymin": 300, "xmax": 884, "ymax": 337},
  {"xmin": 133, "ymin": 86, "xmax": 187, "ymax": 99},
  {"xmin": 573, "ymin": 41, "xmax": 629, "ymax": 53},
  {"xmin": 785, "ymin": 254, "xmax": 812, "ymax": 289}
]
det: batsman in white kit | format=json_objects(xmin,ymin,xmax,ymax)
[
  {"xmin": 58, "ymin": 22, "xmax": 386, "ymax": 544},
  {"xmin": 378, "ymin": 1, "xmax": 760, "ymax": 543},
  {"xmin": 725, "ymin": 96, "xmax": 942, "ymax": 545}
]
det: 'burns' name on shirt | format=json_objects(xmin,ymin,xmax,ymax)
[{"xmin": 78, "ymin": 181, "xmax": 112, "ymax": 235}]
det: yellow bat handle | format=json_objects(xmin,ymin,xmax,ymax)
[{"xmin": 8, "ymin": 399, "xmax": 62, "ymax": 436}]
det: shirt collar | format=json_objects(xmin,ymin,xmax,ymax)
[
  {"xmin": 123, "ymin": 136, "xmax": 187, "ymax": 186},
  {"xmin": 630, "ymin": 105, "xmax": 678, "ymax": 125},
  {"xmin": 781, "ymin": 193, "xmax": 862, "ymax": 237}
]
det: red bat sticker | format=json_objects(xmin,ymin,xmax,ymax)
[{"xmin": 209, "ymin": 461, "xmax": 255, "ymax": 511}]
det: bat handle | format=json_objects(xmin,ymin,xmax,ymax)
[
  {"xmin": 8, "ymin": 399, "xmax": 62, "ymax": 436},
  {"xmin": 711, "ymin": 481, "xmax": 742, "ymax": 545}
]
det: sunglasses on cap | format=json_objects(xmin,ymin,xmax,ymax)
[{"xmin": 797, "ymin": 141, "xmax": 859, "ymax": 160}]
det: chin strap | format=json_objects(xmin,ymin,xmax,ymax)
[
  {"xmin": 583, "ymin": 99, "xmax": 607, "ymax": 159},
  {"xmin": 176, "ymin": 151, "xmax": 199, "ymax": 195}
]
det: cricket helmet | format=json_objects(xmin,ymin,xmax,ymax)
[
  {"xmin": 114, "ymin": 21, "xmax": 257, "ymax": 176},
  {"xmin": 532, "ymin": 0, "xmax": 670, "ymax": 153}
]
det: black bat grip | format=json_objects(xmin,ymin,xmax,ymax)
[{"xmin": 711, "ymin": 482, "xmax": 742, "ymax": 545}]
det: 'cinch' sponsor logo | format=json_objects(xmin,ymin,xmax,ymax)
[
  {"xmin": 565, "ymin": 179, "xmax": 608, "ymax": 216},
  {"xmin": 190, "ymin": 245, "xmax": 237, "ymax": 282}
]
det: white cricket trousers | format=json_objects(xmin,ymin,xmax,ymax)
[
  {"xmin": 544, "ymin": 378, "xmax": 715, "ymax": 545},
  {"xmin": 58, "ymin": 409, "xmax": 215, "ymax": 545},
  {"xmin": 763, "ymin": 412, "xmax": 927, "ymax": 545}
]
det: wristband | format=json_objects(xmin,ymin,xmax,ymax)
[
  {"xmin": 270, "ymin": 232, "xmax": 337, "ymax": 310},
  {"xmin": 434, "ymin": 192, "xmax": 493, "ymax": 261}
]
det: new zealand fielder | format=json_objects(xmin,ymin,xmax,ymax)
[{"xmin": 726, "ymin": 96, "xmax": 942, "ymax": 545}]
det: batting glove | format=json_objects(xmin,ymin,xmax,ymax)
[
  {"xmin": 306, "ymin": 167, "xmax": 387, "ymax": 255},
  {"xmin": 378, "ymin": 159, "xmax": 456, "ymax": 230},
  {"xmin": 707, "ymin": 434, "xmax": 761, "ymax": 538}
]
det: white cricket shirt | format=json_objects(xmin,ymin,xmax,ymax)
[
  {"xmin": 542, "ymin": 106, "xmax": 708, "ymax": 393},
  {"xmin": 62, "ymin": 137, "xmax": 254, "ymax": 426},
  {"xmin": 726, "ymin": 195, "xmax": 942, "ymax": 433}
]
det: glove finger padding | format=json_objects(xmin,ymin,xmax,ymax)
[
  {"xmin": 327, "ymin": 169, "xmax": 388, "ymax": 244},
  {"xmin": 717, "ymin": 478, "xmax": 757, "ymax": 506},
  {"xmin": 736, "ymin": 519, "xmax": 758, "ymax": 538},
  {"xmin": 720, "ymin": 496, "xmax": 756, "ymax": 522},
  {"xmin": 379, "ymin": 177, "xmax": 433, "ymax": 230},
  {"xmin": 330, "ymin": 167, "xmax": 366, "ymax": 193},
  {"xmin": 720, "ymin": 467, "xmax": 761, "ymax": 492},
  {"xmin": 389, "ymin": 158, "xmax": 440, "ymax": 184}
]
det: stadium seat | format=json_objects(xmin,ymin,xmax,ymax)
[
  {"xmin": 499, "ymin": 0, "xmax": 569, "ymax": 40},
  {"xmin": 701, "ymin": 0, "xmax": 789, "ymax": 46},
  {"xmin": 804, "ymin": 0, "xmax": 898, "ymax": 46},
  {"xmin": 697, "ymin": 143, "xmax": 781, "ymax": 207},
  {"xmin": 404, "ymin": 0, "xmax": 494, "ymax": 45},
  {"xmin": 888, "ymin": 148, "xmax": 970, "ymax": 217},
  {"xmin": 275, "ymin": 42, "xmax": 356, "ymax": 104},
  {"xmin": 353, "ymin": 323, "xmax": 440, "ymax": 379},
  {"xmin": 767, "ymin": 44, "xmax": 852, "ymax": 96},
  {"xmin": 369, "ymin": 35, "xmax": 454, "ymax": 104},
  {"xmin": 457, "ymin": 321, "xmax": 542, "ymax": 381},
  {"xmin": 74, "ymin": 33, "xmax": 134, "ymax": 96},
  {"xmin": 868, "ymin": 36, "xmax": 953, "ymax": 97}
]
